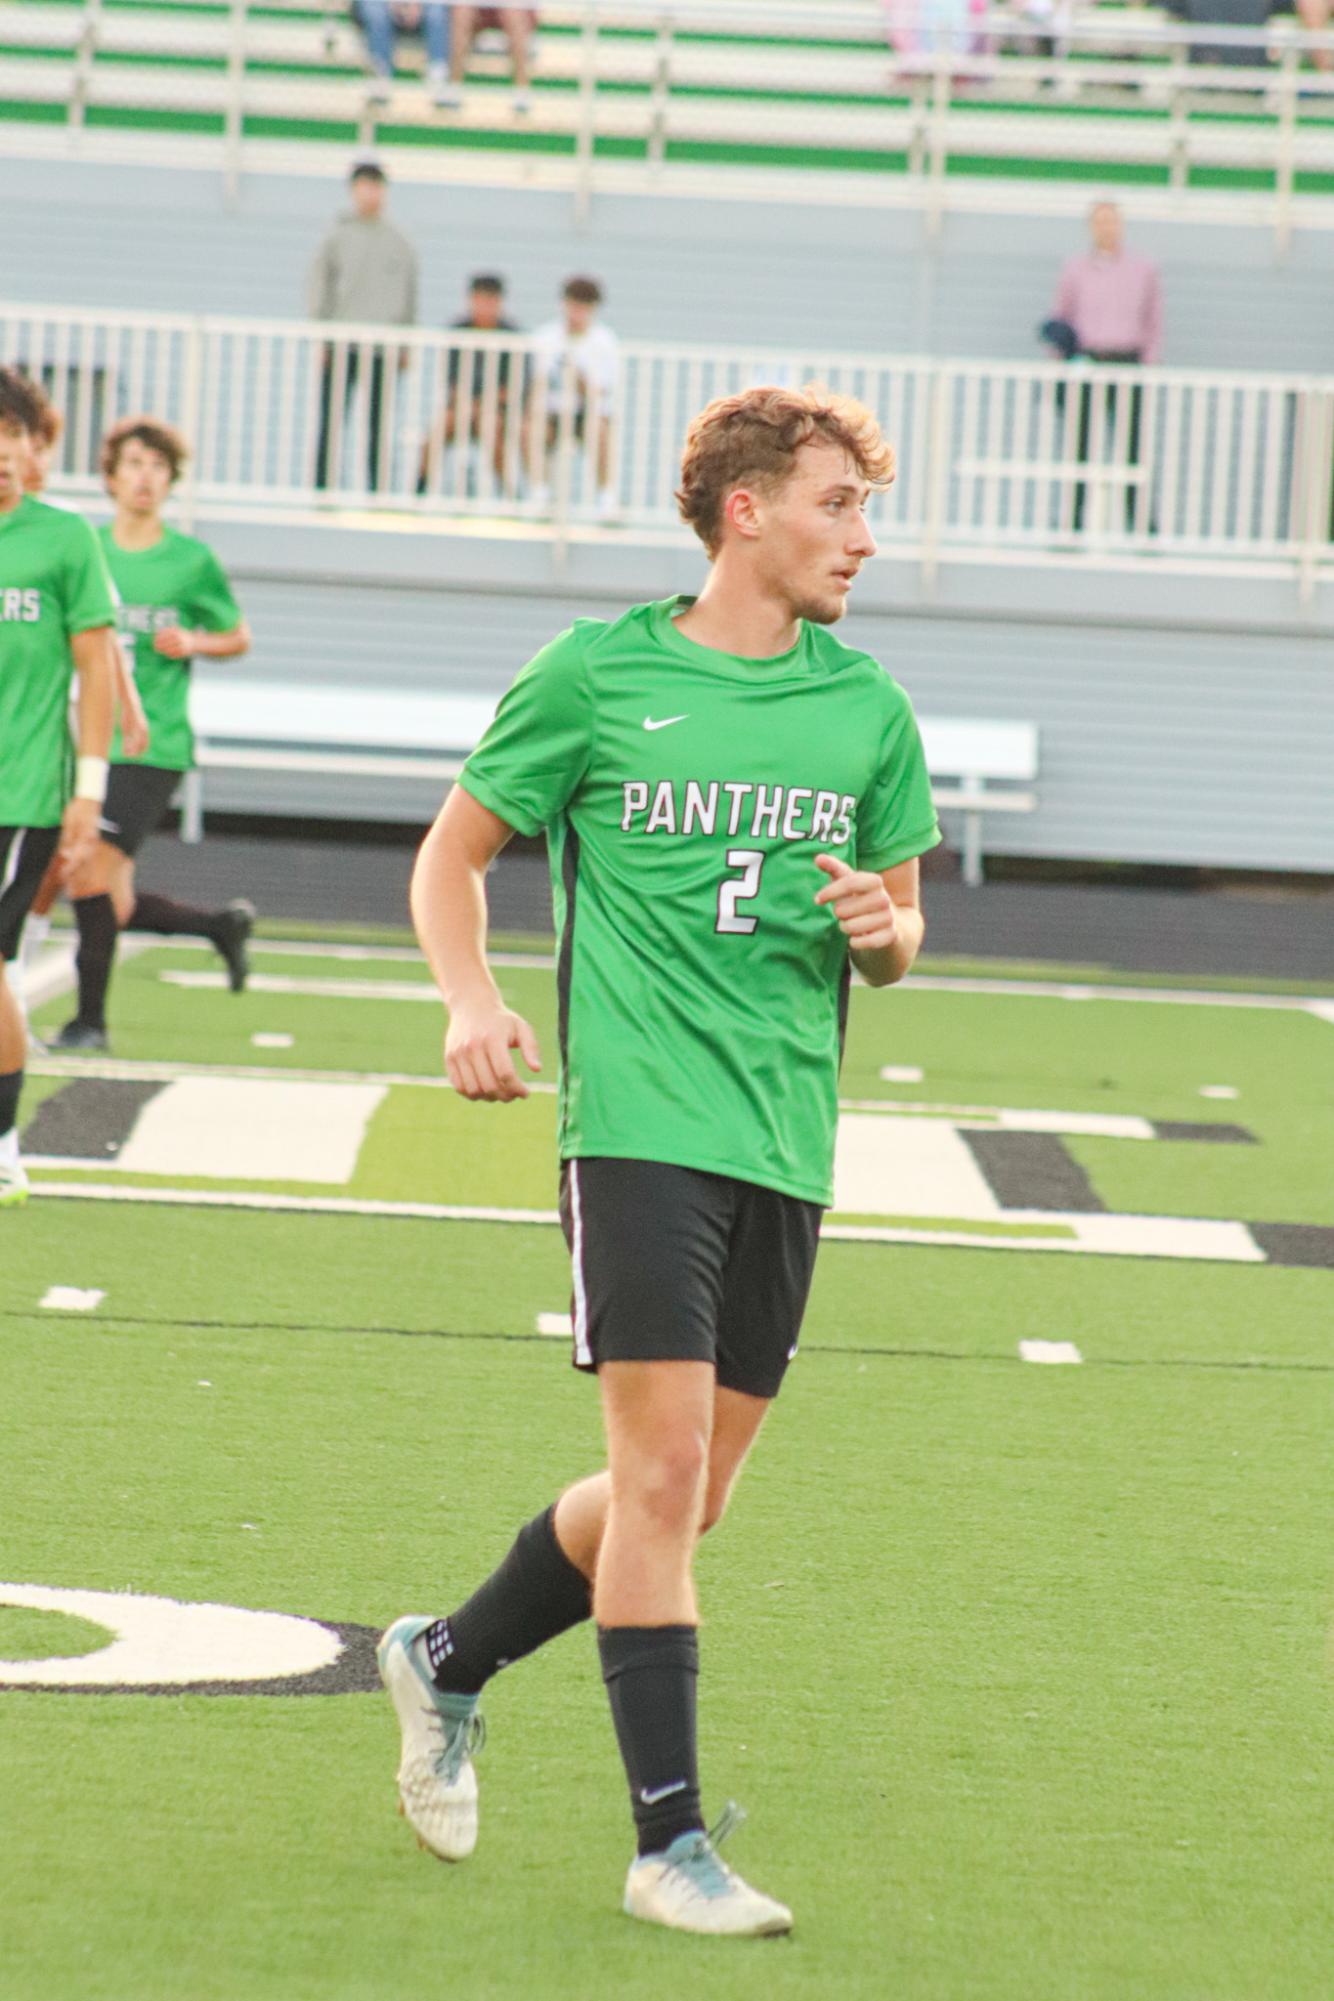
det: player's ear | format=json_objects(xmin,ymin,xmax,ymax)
[{"xmin": 724, "ymin": 485, "xmax": 763, "ymax": 541}]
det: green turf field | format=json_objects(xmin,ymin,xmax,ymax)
[{"xmin": 3, "ymin": 936, "xmax": 1333, "ymax": 1999}]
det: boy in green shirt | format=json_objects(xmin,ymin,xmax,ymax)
[
  {"xmin": 0, "ymin": 367, "xmax": 116, "ymax": 1205},
  {"xmin": 53, "ymin": 417, "xmax": 253, "ymax": 1052},
  {"xmin": 379, "ymin": 385, "xmax": 941, "ymax": 1933}
]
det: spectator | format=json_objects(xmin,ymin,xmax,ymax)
[
  {"xmin": 417, "ymin": 273, "xmax": 523, "ymax": 494},
  {"xmin": 1050, "ymin": 201, "xmax": 1161, "ymax": 531},
  {"xmin": 353, "ymin": 0, "xmax": 452, "ymax": 108},
  {"xmin": 527, "ymin": 275, "xmax": 620, "ymax": 519},
  {"xmin": 352, "ymin": 0, "xmax": 456, "ymax": 106},
  {"xmin": 439, "ymin": 6, "xmax": 538, "ymax": 115},
  {"xmin": 1296, "ymin": 0, "xmax": 1332, "ymax": 74},
  {"xmin": 307, "ymin": 161, "xmax": 419, "ymax": 492}
]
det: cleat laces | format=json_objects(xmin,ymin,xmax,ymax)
[
  {"xmin": 424, "ymin": 1704, "xmax": 485, "ymax": 1786},
  {"xmin": 670, "ymin": 1802, "xmax": 747, "ymax": 1902}
]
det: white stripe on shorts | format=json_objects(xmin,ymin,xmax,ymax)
[
  {"xmin": 569, "ymin": 1159, "xmax": 593, "ymax": 1367},
  {"xmin": 0, "ymin": 829, "xmax": 26, "ymax": 902}
]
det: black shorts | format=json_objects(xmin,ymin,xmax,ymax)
[
  {"xmin": 558, "ymin": 1156, "xmax": 823, "ymax": 1401},
  {"xmin": 0, "ymin": 825, "xmax": 61, "ymax": 960},
  {"xmin": 100, "ymin": 763, "xmax": 180, "ymax": 858}
]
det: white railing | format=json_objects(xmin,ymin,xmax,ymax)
[
  {"xmin": 4, "ymin": 302, "xmax": 1333, "ymax": 596},
  {"xmin": 5, "ymin": 0, "xmax": 1334, "ymax": 236}
]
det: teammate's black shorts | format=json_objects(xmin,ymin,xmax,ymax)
[
  {"xmin": 558, "ymin": 1156, "xmax": 823, "ymax": 1401},
  {"xmin": 0, "ymin": 825, "xmax": 61, "ymax": 961},
  {"xmin": 100, "ymin": 763, "xmax": 181, "ymax": 858}
]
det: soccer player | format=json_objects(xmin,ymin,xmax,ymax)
[
  {"xmin": 51, "ymin": 417, "xmax": 254, "ymax": 1052},
  {"xmin": 382, "ymin": 384, "xmax": 942, "ymax": 1934},
  {"xmin": 13, "ymin": 385, "xmax": 150, "ymax": 1035},
  {"xmin": 0, "ymin": 366, "xmax": 116, "ymax": 1205}
]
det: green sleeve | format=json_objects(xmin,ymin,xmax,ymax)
[
  {"xmin": 459, "ymin": 628, "xmax": 594, "ymax": 838},
  {"xmin": 62, "ymin": 516, "xmax": 118, "ymax": 637},
  {"xmin": 191, "ymin": 548, "xmax": 243, "ymax": 634},
  {"xmin": 856, "ymin": 691, "xmax": 942, "ymax": 873}
]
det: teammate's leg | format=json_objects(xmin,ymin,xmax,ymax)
[
  {"xmin": 0, "ymin": 961, "xmax": 28, "ymax": 1204},
  {"xmin": 11, "ymin": 851, "xmax": 63, "ymax": 1041},
  {"xmin": 0, "ymin": 826, "xmax": 62, "ymax": 1202},
  {"xmin": 55, "ymin": 842, "xmax": 126, "ymax": 1050}
]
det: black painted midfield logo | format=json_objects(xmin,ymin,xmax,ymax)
[{"xmin": 0, "ymin": 1585, "xmax": 383, "ymax": 1696}]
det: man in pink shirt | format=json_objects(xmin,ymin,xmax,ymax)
[{"xmin": 1050, "ymin": 202, "xmax": 1162, "ymax": 532}]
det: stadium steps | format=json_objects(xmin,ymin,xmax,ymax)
[{"xmin": 3, "ymin": 0, "xmax": 1334, "ymax": 193}]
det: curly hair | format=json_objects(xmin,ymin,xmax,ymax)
[
  {"xmin": 676, "ymin": 383, "xmax": 895, "ymax": 557},
  {"xmin": 0, "ymin": 366, "xmax": 44, "ymax": 437},
  {"xmin": 100, "ymin": 415, "xmax": 189, "ymax": 484}
]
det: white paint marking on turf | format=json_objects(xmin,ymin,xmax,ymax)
[
  {"xmin": 157, "ymin": 935, "xmax": 555, "ymax": 970},
  {"xmin": 536, "ymin": 1312, "xmax": 573, "ymax": 1337},
  {"xmin": 834, "ymin": 1114, "xmax": 1002, "ymax": 1218},
  {"xmin": 1308, "ymin": 1001, "xmax": 1334, "ymax": 1028},
  {"xmin": 23, "ymin": 1184, "xmax": 1272, "ymax": 1266},
  {"xmin": 161, "ymin": 971, "xmax": 443, "ymax": 1002},
  {"xmin": 879, "ymin": 1065, "xmax": 924, "ymax": 1084},
  {"xmin": 251, "ymin": 1033, "xmax": 295, "ymax": 1049},
  {"xmin": 1199, "ymin": 1085, "xmax": 1239, "ymax": 1100},
  {"xmin": 995, "ymin": 1108, "xmax": 1155, "ymax": 1139},
  {"xmin": 115, "ymin": 1078, "xmax": 386, "ymax": 1184},
  {"xmin": 0, "ymin": 1582, "xmax": 341, "ymax": 1687},
  {"xmin": 1019, "ymin": 1340, "xmax": 1083, "ymax": 1365},
  {"xmin": 40, "ymin": 1286, "xmax": 106, "ymax": 1312}
]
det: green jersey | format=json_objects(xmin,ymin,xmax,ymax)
[
  {"xmin": 99, "ymin": 524, "xmax": 243, "ymax": 771},
  {"xmin": 0, "ymin": 496, "xmax": 117, "ymax": 828},
  {"xmin": 460, "ymin": 596, "xmax": 941, "ymax": 1206}
]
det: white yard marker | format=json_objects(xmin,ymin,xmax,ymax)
[
  {"xmin": 834, "ymin": 1114, "xmax": 1002, "ymax": 1219},
  {"xmin": 879, "ymin": 1065, "xmax": 924, "ymax": 1084},
  {"xmin": 535, "ymin": 1312, "xmax": 573, "ymax": 1338},
  {"xmin": 1199, "ymin": 1085, "xmax": 1239, "ymax": 1100},
  {"xmin": 1019, "ymin": 1340, "xmax": 1083, "ymax": 1365},
  {"xmin": 251, "ymin": 1033, "xmax": 294, "ymax": 1050},
  {"xmin": 116, "ymin": 1077, "xmax": 386, "ymax": 1184},
  {"xmin": 39, "ymin": 1286, "xmax": 105, "ymax": 1312}
]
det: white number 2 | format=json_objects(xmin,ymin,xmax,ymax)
[{"xmin": 716, "ymin": 848, "xmax": 765, "ymax": 935}]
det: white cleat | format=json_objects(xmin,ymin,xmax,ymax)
[
  {"xmin": 623, "ymin": 1805, "xmax": 792, "ymax": 1937},
  {"xmin": 0, "ymin": 1156, "xmax": 29, "ymax": 1209},
  {"xmin": 377, "ymin": 1616, "xmax": 484, "ymax": 1861}
]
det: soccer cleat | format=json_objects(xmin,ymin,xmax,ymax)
[
  {"xmin": 377, "ymin": 1616, "xmax": 484, "ymax": 1861},
  {"xmin": 623, "ymin": 1805, "xmax": 792, "ymax": 1937},
  {"xmin": 213, "ymin": 899, "xmax": 255, "ymax": 995},
  {"xmin": 51, "ymin": 1020, "xmax": 109, "ymax": 1052},
  {"xmin": 0, "ymin": 1157, "xmax": 30, "ymax": 1208}
]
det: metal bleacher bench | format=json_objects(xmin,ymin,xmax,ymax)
[{"xmin": 182, "ymin": 685, "xmax": 1038, "ymax": 887}]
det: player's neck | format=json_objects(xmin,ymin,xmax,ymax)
[
  {"xmin": 0, "ymin": 486, "xmax": 24, "ymax": 516},
  {"xmin": 112, "ymin": 507, "xmax": 165, "ymax": 551},
  {"xmin": 674, "ymin": 570, "xmax": 801, "ymax": 661}
]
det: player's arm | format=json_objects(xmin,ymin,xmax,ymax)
[
  {"xmin": 411, "ymin": 784, "xmax": 543, "ymax": 1104},
  {"xmin": 814, "ymin": 853, "xmax": 925, "ymax": 989},
  {"xmin": 111, "ymin": 634, "xmax": 150, "ymax": 758},
  {"xmin": 62, "ymin": 625, "xmax": 117, "ymax": 873},
  {"xmin": 153, "ymin": 620, "xmax": 251, "ymax": 661}
]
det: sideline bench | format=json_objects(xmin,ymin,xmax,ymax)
[{"xmin": 182, "ymin": 684, "xmax": 1038, "ymax": 886}]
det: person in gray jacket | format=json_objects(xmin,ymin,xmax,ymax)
[{"xmin": 308, "ymin": 161, "xmax": 420, "ymax": 492}]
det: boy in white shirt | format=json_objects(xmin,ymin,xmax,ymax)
[{"xmin": 527, "ymin": 275, "xmax": 620, "ymax": 519}]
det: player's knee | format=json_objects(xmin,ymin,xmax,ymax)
[{"xmin": 619, "ymin": 1433, "xmax": 709, "ymax": 1536}]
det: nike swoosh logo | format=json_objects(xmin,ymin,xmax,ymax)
[
  {"xmin": 639, "ymin": 1780, "xmax": 689, "ymax": 1805},
  {"xmin": 643, "ymin": 714, "xmax": 688, "ymax": 731}
]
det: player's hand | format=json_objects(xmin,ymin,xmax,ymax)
[
  {"xmin": 152, "ymin": 626, "xmax": 197, "ymax": 660},
  {"xmin": 120, "ymin": 706, "xmax": 151, "ymax": 759},
  {"xmin": 813, "ymin": 853, "xmax": 898, "ymax": 951},
  {"xmin": 445, "ymin": 1003, "xmax": 543, "ymax": 1102},
  {"xmin": 59, "ymin": 797, "xmax": 102, "ymax": 878}
]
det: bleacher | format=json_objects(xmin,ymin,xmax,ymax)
[{"xmin": 4, "ymin": 0, "xmax": 1334, "ymax": 215}]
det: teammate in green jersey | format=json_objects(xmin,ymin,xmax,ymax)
[
  {"xmin": 381, "ymin": 385, "xmax": 941, "ymax": 1934},
  {"xmin": 0, "ymin": 367, "xmax": 117, "ymax": 1206},
  {"xmin": 52, "ymin": 417, "xmax": 254, "ymax": 1052}
]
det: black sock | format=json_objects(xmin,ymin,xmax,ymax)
[
  {"xmin": 73, "ymin": 895, "xmax": 118, "ymax": 1031},
  {"xmin": 0, "ymin": 1067, "xmax": 21, "ymax": 1140},
  {"xmin": 128, "ymin": 892, "xmax": 222, "ymax": 941},
  {"xmin": 598, "ymin": 1625, "xmax": 704, "ymax": 1856},
  {"xmin": 423, "ymin": 1504, "xmax": 592, "ymax": 1697}
]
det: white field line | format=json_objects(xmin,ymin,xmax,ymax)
[
  {"xmin": 22, "ymin": 1053, "xmax": 1176, "ymax": 1132},
  {"xmin": 26, "ymin": 1180, "xmax": 1269, "ymax": 1263},
  {"xmin": 159, "ymin": 961, "xmax": 1334, "ymax": 1021}
]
